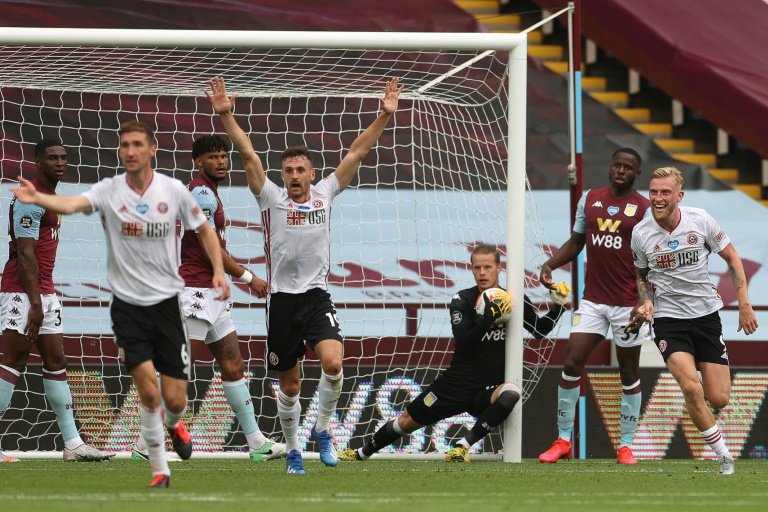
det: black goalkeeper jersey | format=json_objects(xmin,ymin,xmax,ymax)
[{"xmin": 439, "ymin": 286, "xmax": 564, "ymax": 388}]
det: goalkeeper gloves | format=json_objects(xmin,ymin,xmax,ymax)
[
  {"xmin": 549, "ymin": 281, "xmax": 571, "ymax": 306},
  {"xmin": 483, "ymin": 292, "xmax": 513, "ymax": 322}
]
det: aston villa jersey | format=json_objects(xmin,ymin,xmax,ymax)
[
  {"xmin": 631, "ymin": 206, "xmax": 729, "ymax": 318},
  {"xmin": 574, "ymin": 187, "xmax": 650, "ymax": 307},
  {"xmin": 1, "ymin": 177, "xmax": 60, "ymax": 294},
  {"xmin": 179, "ymin": 174, "xmax": 227, "ymax": 288},
  {"xmin": 257, "ymin": 174, "xmax": 340, "ymax": 294},
  {"xmin": 83, "ymin": 172, "xmax": 207, "ymax": 306}
]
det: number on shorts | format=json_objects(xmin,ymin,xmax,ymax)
[
  {"xmin": 54, "ymin": 309, "xmax": 62, "ymax": 327},
  {"xmin": 620, "ymin": 326, "xmax": 640, "ymax": 342},
  {"xmin": 180, "ymin": 344, "xmax": 189, "ymax": 375},
  {"xmin": 325, "ymin": 312, "xmax": 340, "ymax": 328}
]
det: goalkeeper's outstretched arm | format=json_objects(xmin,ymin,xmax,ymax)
[
  {"xmin": 522, "ymin": 293, "xmax": 566, "ymax": 337},
  {"xmin": 334, "ymin": 78, "xmax": 403, "ymax": 190},
  {"xmin": 205, "ymin": 76, "xmax": 267, "ymax": 196}
]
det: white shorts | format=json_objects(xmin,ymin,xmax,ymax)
[
  {"xmin": 180, "ymin": 287, "xmax": 235, "ymax": 344},
  {"xmin": 0, "ymin": 292, "xmax": 63, "ymax": 335},
  {"xmin": 570, "ymin": 299, "xmax": 650, "ymax": 348}
]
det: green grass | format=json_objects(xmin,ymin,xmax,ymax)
[{"xmin": 1, "ymin": 459, "xmax": 767, "ymax": 512}]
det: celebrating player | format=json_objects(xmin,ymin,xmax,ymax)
[
  {"xmin": 206, "ymin": 75, "xmax": 401, "ymax": 474},
  {"xmin": 627, "ymin": 166, "xmax": 757, "ymax": 475},
  {"xmin": 539, "ymin": 148, "xmax": 650, "ymax": 465},
  {"xmin": 12, "ymin": 122, "xmax": 231, "ymax": 487},
  {"xmin": 338, "ymin": 244, "xmax": 568, "ymax": 462},
  {"xmin": 0, "ymin": 140, "xmax": 114, "ymax": 463},
  {"xmin": 131, "ymin": 135, "xmax": 285, "ymax": 462}
]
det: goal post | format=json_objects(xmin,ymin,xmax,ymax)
[{"xmin": 0, "ymin": 28, "xmax": 545, "ymax": 462}]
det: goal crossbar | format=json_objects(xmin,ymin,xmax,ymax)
[{"xmin": 0, "ymin": 27, "xmax": 526, "ymax": 51}]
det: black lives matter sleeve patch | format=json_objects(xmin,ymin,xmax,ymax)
[{"xmin": 19, "ymin": 216, "xmax": 33, "ymax": 229}]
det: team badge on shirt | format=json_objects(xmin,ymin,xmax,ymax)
[
  {"xmin": 624, "ymin": 204, "xmax": 637, "ymax": 216},
  {"xmin": 687, "ymin": 233, "xmax": 698, "ymax": 245},
  {"xmin": 157, "ymin": 202, "xmax": 169, "ymax": 214}
]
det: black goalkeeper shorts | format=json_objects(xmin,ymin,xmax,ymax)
[{"xmin": 406, "ymin": 378, "xmax": 496, "ymax": 426}]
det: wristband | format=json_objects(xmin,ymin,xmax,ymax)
[{"xmin": 238, "ymin": 269, "xmax": 253, "ymax": 284}]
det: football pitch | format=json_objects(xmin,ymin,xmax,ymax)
[{"xmin": 1, "ymin": 458, "xmax": 766, "ymax": 512}]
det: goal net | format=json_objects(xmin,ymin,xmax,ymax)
[{"xmin": 0, "ymin": 29, "xmax": 560, "ymax": 460}]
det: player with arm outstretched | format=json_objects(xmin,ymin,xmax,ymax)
[
  {"xmin": 12, "ymin": 122, "xmax": 230, "ymax": 488},
  {"xmin": 337, "ymin": 244, "xmax": 569, "ymax": 462},
  {"xmin": 627, "ymin": 166, "xmax": 757, "ymax": 475},
  {"xmin": 539, "ymin": 148, "xmax": 650, "ymax": 465},
  {"xmin": 0, "ymin": 140, "xmax": 114, "ymax": 463},
  {"xmin": 131, "ymin": 135, "xmax": 285, "ymax": 462},
  {"xmin": 206, "ymin": 75, "xmax": 402, "ymax": 474}
]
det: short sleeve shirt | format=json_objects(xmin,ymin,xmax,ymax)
[
  {"xmin": 631, "ymin": 206, "xmax": 729, "ymax": 318},
  {"xmin": 256, "ymin": 174, "xmax": 340, "ymax": 294},
  {"xmin": 82, "ymin": 172, "xmax": 207, "ymax": 306}
]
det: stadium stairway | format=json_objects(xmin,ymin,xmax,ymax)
[{"xmin": 454, "ymin": 0, "xmax": 768, "ymax": 209}]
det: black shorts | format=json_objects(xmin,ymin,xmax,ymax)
[
  {"xmin": 266, "ymin": 288, "xmax": 343, "ymax": 371},
  {"xmin": 406, "ymin": 377, "xmax": 496, "ymax": 426},
  {"xmin": 653, "ymin": 312, "xmax": 729, "ymax": 366},
  {"xmin": 111, "ymin": 295, "xmax": 190, "ymax": 379}
]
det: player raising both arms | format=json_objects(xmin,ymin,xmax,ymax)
[
  {"xmin": 12, "ymin": 122, "xmax": 230, "ymax": 487},
  {"xmin": 338, "ymin": 244, "xmax": 569, "ymax": 462},
  {"xmin": 0, "ymin": 140, "xmax": 113, "ymax": 463},
  {"xmin": 131, "ymin": 135, "xmax": 285, "ymax": 462},
  {"xmin": 206, "ymin": 75, "xmax": 401, "ymax": 474},
  {"xmin": 628, "ymin": 166, "xmax": 757, "ymax": 475},
  {"xmin": 539, "ymin": 148, "xmax": 650, "ymax": 465}
]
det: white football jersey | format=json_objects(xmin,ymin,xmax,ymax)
[
  {"xmin": 631, "ymin": 206, "xmax": 730, "ymax": 318},
  {"xmin": 257, "ymin": 174, "xmax": 340, "ymax": 294},
  {"xmin": 83, "ymin": 172, "xmax": 207, "ymax": 306}
]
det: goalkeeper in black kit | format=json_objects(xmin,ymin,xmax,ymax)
[{"xmin": 338, "ymin": 244, "xmax": 570, "ymax": 462}]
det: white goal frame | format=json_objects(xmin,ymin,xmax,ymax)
[{"xmin": 0, "ymin": 27, "xmax": 528, "ymax": 462}]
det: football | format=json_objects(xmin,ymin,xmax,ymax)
[{"xmin": 474, "ymin": 287, "xmax": 513, "ymax": 324}]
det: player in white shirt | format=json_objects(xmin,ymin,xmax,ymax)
[
  {"xmin": 130, "ymin": 134, "xmax": 285, "ymax": 463},
  {"xmin": 206, "ymin": 75, "xmax": 402, "ymax": 474},
  {"xmin": 628, "ymin": 166, "xmax": 757, "ymax": 476},
  {"xmin": 12, "ymin": 120, "xmax": 231, "ymax": 488}
]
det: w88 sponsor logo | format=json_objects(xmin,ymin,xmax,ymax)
[
  {"xmin": 482, "ymin": 327, "xmax": 507, "ymax": 342},
  {"xmin": 591, "ymin": 233, "xmax": 623, "ymax": 249}
]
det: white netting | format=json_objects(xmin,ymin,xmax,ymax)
[{"xmin": 0, "ymin": 41, "xmax": 560, "ymax": 457}]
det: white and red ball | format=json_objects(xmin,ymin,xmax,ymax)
[{"xmin": 474, "ymin": 287, "xmax": 513, "ymax": 325}]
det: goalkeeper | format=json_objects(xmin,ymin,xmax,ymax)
[{"xmin": 338, "ymin": 244, "xmax": 568, "ymax": 463}]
